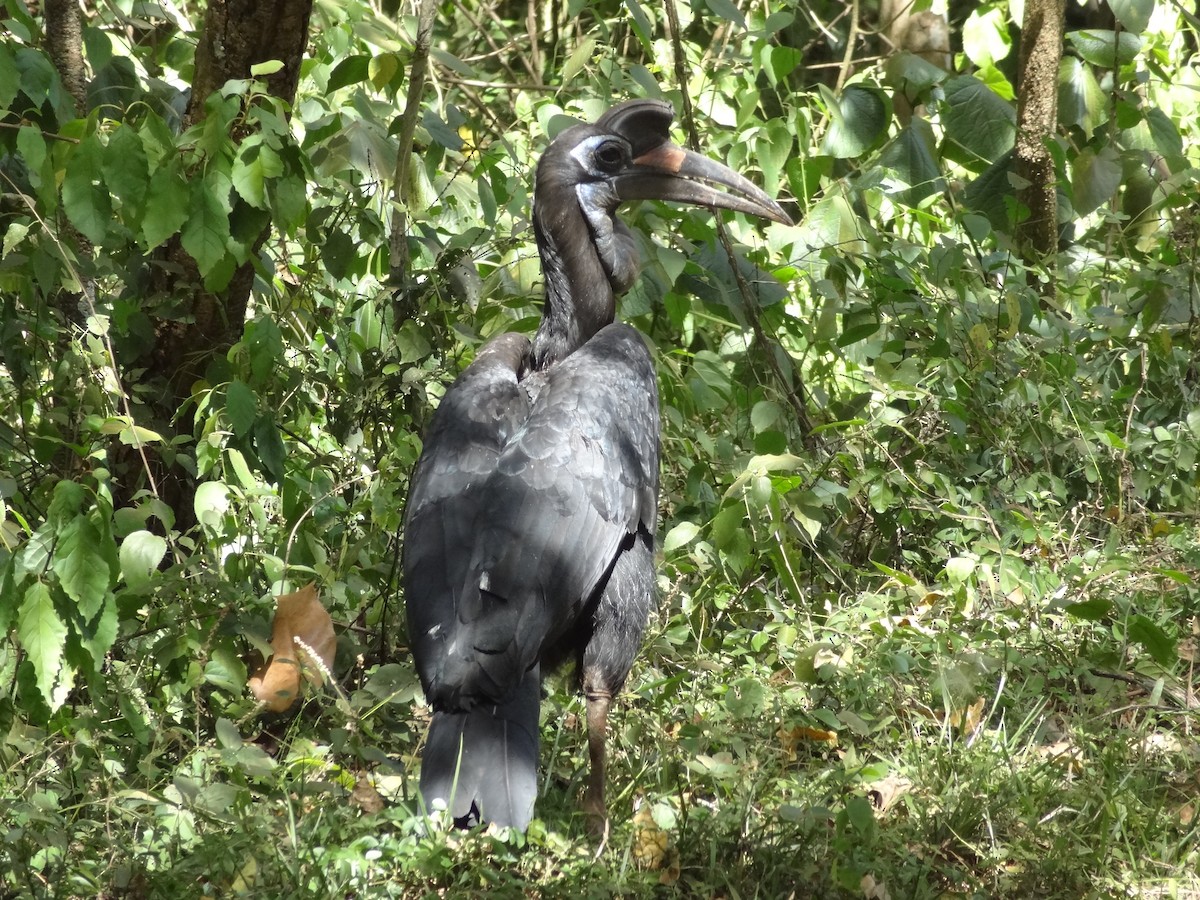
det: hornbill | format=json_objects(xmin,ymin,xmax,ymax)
[{"xmin": 403, "ymin": 99, "xmax": 790, "ymax": 831}]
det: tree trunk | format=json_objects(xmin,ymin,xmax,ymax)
[
  {"xmin": 1014, "ymin": 0, "xmax": 1066, "ymax": 280},
  {"xmin": 138, "ymin": 0, "xmax": 313, "ymax": 528},
  {"xmin": 148, "ymin": 0, "xmax": 314, "ymax": 402}
]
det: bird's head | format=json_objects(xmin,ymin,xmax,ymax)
[
  {"xmin": 536, "ymin": 99, "xmax": 792, "ymax": 235},
  {"xmin": 530, "ymin": 99, "xmax": 791, "ymax": 367}
]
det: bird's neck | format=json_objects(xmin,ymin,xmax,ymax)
[{"xmin": 530, "ymin": 184, "xmax": 639, "ymax": 370}]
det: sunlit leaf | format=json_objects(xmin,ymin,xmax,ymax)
[{"xmin": 18, "ymin": 581, "xmax": 66, "ymax": 707}]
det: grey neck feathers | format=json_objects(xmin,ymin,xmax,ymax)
[{"xmin": 530, "ymin": 180, "xmax": 641, "ymax": 370}]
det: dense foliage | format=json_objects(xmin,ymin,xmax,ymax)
[{"xmin": 2, "ymin": 0, "xmax": 1198, "ymax": 895}]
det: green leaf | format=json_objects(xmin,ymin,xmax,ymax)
[
  {"xmin": 561, "ymin": 36, "xmax": 595, "ymax": 84},
  {"xmin": 943, "ymin": 75, "xmax": 1016, "ymax": 165},
  {"xmin": 1058, "ymin": 56, "xmax": 1108, "ymax": 139},
  {"xmin": 18, "ymin": 581, "xmax": 67, "ymax": 706},
  {"xmin": 704, "ymin": 0, "xmax": 746, "ymax": 28},
  {"xmin": 1106, "ymin": 0, "xmax": 1155, "ymax": 35},
  {"xmin": 945, "ymin": 556, "xmax": 976, "ymax": 585},
  {"xmin": 119, "ymin": 530, "xmax": 167, "ymax": 590},
  {"xmin": 0, "ymin": 44, "xmax": 18, "ymax": 111},
  {"xmin": 962, "ymin": 5, "xmax": 1012, "ymax": 66},
  {"xmin": 232, "ymin": 149, "xmax": 267, "ymax": 209},
  {"xmin": 250, "ymin": 59, "xmax": 284, "ymax": 76},
  {"xmin": 101, "ymin": 126, "xmax": 151, "ymax": 219},
  {"xmin": 205, "ymin": 647, "xmax": 247, "ymax": 693},
  {"xmin": 181, "ymin": 178, "xmax": 231, "ymax": 276},
  {"xmin": 327, "ymin": 55, "xmax": 371, "ymax": 91},
  {"xmin": 820, "ymin": 84, "xmax": 889, "ymax": 159},
  {"xmin": 62, "ymin": 133, "xmax": 113, "ymax": 244},
  {"xmin": 1066, "ymin": 30, "xmax": 1142, "ymax": 69},
  {"xmin": 1071, "ymin": 146, "xmax": 1122, "ymax": 217},
  {"xmin": 48, "ymin": 480, "xmax": 86, "ymax": 526},
  {"xmin": 226, "ymin": 380, "xmax": 258, "ymax": 437},
  {"xmin": 663, "ymin": 521, "xmax": 701, "ymax": 554},
  {"xmin": 79, "ymin": 593, "xmax": 118, "ymax": 670},
  {"xmin": 142, "ymin": 165, "xmax": 189, "ymax": 249},
  {"xmin": 1065, "ymin": 597, "xmax": 1112, "ymax": 621},
  {"xmin": 751, "ymin": 400, "xmax": 782, "ymax": 433},
  {"xmin": 878, "ymin": 117, "xmax": 945, "ymax": 206},
  {"xmin": 194, "ymin": 481, "xmax": 231, "ymax": 531},
  {"xmin": 845, "ymin": 795, "xmax": 876, "ymax": 836},
  {"xmin": 252, "ymin": 417, "xmax": 286, "ymax": 483},
  {"xmin": 53, "ymin": 516, "xmax": 112, "ymax": 621},
  {"xmin": 1127, "ymin": 615, "xmax": 1176, "ymax": 666}
]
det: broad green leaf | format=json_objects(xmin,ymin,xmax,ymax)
[
  {"xmin": 765, "ymin": 45, "xmax": 802, "ymax": 86},
  {"xmin": 1058, "ymin": 56, "xmax": 1107, "ymax": 139},
  {"xmin": 142, "ymin": 165, "xmax": 189, "ymax": 249},
  {"xmin": 226, "ymin": 380, "xmax": 258, "ymax": 437},
  {"xmin": 53, "ymin": 516, "xmax": 112, "ymax": 621},
  {"xmin": 101, "ymin": 125, "xmax": 150, "ymax": 218},
  {"xmin": 663, "ymin": 521, "xmax": 701, "ymax": 554},
  {"xmin": 18, "ymin": 581, "xmax": 67, "ymax": 705},
  {"xmin": 181, "ymin": 178, "xmax": 231, "ymax": 275},
  {"xmin": 0, "ymin": 44, "xmax": 17, "ymax": 110},
  {"xmin": 820, "ymin": 84, "xmax": 889, "ymax": 159},
  {"xmin": 755, "ymin": 118, "xmax": 792, "ymax": 196},
  {"xmin": 120, "ymin": 530, "xmax": 167, "ymax": 590},
  {"xmin": 561, "ymin": 36, "xmax": 595, "ymax": 84},
  {"xmin": 250, "ymin": 59, "xmax": 284, "ymax": 76},
  {"xmin": 62, "ymin": 133, "xmax": 113, "ymax": 244},
  {"xmin": 1065, "ymin": 597, "xmax": 1112, "ymax": 620},
  {"xmin": 962, "ymin": 149, "xmax": 1015, "ymax": 228},
  {"xmin": 205, "ymin": 647, "xmax": 247, "ymax": 693},
  {"xmin": 253, "ymin": 417, "xmax": 287, "ymax": 483},
  {"xmin": 1106, "ymin": 0, "xmax": 1155, "ymax": 35},
  {"xmin": 878, "ymin": 117, "xmax": 945, "ymax": 206},
  {"xmin": 48, "ymin": 479, "xmax": 86, "ymax": 526},
  {"xmin": 79, "ymin": 593, "xmax": 118, "ymax": 669},
  {"xmin": 704, "ymin": 0, "xmax": 746, "ymax": 28},
  {"xmin": 232, "ymin": 150, "xmax": 268, "ymax": 209},
  {"xmin": 194, "ymin": 481, "xmax": 231, "ymax": 530},
  {"xmin": 751, "ymin": 400, "xmax": 782, "ymax": 433},
  {"xmin": 327, "ymin": 55, "xmax": 370, "ymax": 91},
  {"xmin": 1072, "ymin": 146, "xmax": 1122, "ymax": 216},
  {"xmin": 883, "ymin": 51, "xmax": 948, "ymax": 97},
  {"xmin": 215, "ymin": 716, "xmax": 243, "ymax": 749},
  {"xmin": 1066, "ymin": 30, "xmax": 1142, "ymax": 69},
  {"xmin": 962, "ymin": 6, "xmax": 1012, "ymax": 66},
  {"xmin": 1127, "ymin": 614, "xmax": 1176, "ymax": 666},
  {"xmin": 945, "ymin": 556, "xmax": 976, "ymax": 585},
  {"xmin": 369, "ymin": 52, "xmax": 399, "ymax": 90},
  {"xmin": 943, "ymin": 75, "xmax": 1016, "ymax": 165}
]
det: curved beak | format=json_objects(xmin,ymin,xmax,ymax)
[{"xmin": 613, "ymin": 141, "xmax": 793, "ymax": 226}]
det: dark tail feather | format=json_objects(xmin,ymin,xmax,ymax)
[{"xmin": 419, "ymin": 666, "xmax": 540, "ymax": 830}]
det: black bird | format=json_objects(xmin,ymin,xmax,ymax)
[{"xmin": 403, "ymin": 99, "xmax": 791, "ymax": 831}]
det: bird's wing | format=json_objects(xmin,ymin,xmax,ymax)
[
  {"xmin": 403, "ymin": 333, "xmax": 532, "ymax": 696},
  {"xmin": 406, "ymin": 323, "xmax": 659, "ymax": 709}
]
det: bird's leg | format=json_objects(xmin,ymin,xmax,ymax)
[{"xmin": 582, "ymin": 676, "xmax": 612, "ymax": 843}]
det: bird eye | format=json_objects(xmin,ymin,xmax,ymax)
[{"xmin": 593, "ymin": 141, "xmax": 625, "ymax": 172}]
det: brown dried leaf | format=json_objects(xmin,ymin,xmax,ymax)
[
  {"xmin": 350, "ymin": 775, "xmax": 385, "ymax": 814},
  {"xmin": 249, "ymin": 584, "xmax": 336, "ymax": 712},
  {"xmin": 632, "ymin": 801, "xmax": 670, "ymax": 871}
]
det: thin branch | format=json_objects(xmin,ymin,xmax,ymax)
[
  {"xmin": 389, "ymin": 0, "xmax": 438, "ymax": 285},
  {"xmin": 663, "ymin": 3, "xmax": 816, "ymax": 444}
]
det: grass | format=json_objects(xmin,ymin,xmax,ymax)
[{"xmin": 4, "ymin": 524, "xmax": 1196, "ymax": 898}]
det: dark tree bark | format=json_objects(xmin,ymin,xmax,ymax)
[
  {"xmin": 135, "ymin": 0, "xmax": 313, "ymax": 529},
  {"xmin": 44, "ymin": 0, "xmax": 87, "ymax": 115},
  {"xmin": 1014, "ymin": 0, "xmax": 1066, "ymax": 278},
  {"xmin": 148, "ymin": 0, "xmax": 314, "ymax": 402}
]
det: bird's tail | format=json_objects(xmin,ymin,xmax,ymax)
[{"xmin": 418, "ymin": 665, "xmax": 540, "ymax": 830}]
